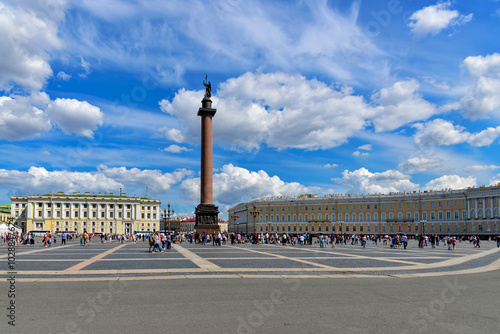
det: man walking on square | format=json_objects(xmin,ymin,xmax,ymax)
[{"xmin": 402, "ymin": 234, "xmax": 408, "ymax": 249}]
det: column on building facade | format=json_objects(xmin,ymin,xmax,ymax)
[
  {"xmin": 27, "ymin": 202, "xmax": 32, "ymax": 220},
  {"xmin": 475, "ymin": 198, "xmax": 478, "ymax": 219},
  {"xmin": 491, "ymin": 197, "xmax": 494, "ymax": 217},
  {"xmin": 467, "ymin": 199, "xmax": 470, "ymax": 220},
  {"xmin": 483, "ymin": 197, "xmax": 486, "ymax": 218}
]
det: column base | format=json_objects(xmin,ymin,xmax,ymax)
[{"xmin": 195, "ymin": 204, "xmax": 220, "ymax": 235}]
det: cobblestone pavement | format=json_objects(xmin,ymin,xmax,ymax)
[
  {"xmin": 1, "ymin": 239, "xmax": 499, "ymax": 281},
  {"xmin": 1, "ymin": 239, "xmax": 499, "ymax": 334}
]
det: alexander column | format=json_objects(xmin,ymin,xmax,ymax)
[{"xmin": 195, "ymin": 75, "xmax": 220, "ymax": 234}]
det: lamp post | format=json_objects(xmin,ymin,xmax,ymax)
[
  {"xmin": 233, "ymin": 215, "xmax": 239, "ymax": 233},
  {"xmin": 162, "ymin": 203, "xmax": 174, "ymax": 232},
  {"xmin": 338, "ymin": 220, "xmax": 344, "ymax": 234},
  {"xmin": 250, "ymin": 206, "xmax": 259, "ymax": 234},
  {"xmin": 420, "ymin": 219, "xmax": 427, "ymax": 235}
]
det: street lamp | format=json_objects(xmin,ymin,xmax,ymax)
[
  {"xmin": 420, "ymin": 220, "xmax": 427, "ymax": 234},
  {"xmin": 162, "ymin": 203, "xmax": 174, "ymax": 232},
  {"xmin": 250, "ymin": 206, "xmax": 259, "ymax": 234},
  {"xmin": 233, "ymin": 215, "xmax": 239, "ymax": 233}
]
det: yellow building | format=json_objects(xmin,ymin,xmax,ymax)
[
  {"xmin": 11, "ymin": 192, "xmax": 161, "ymax": 234},
  {"xmin": 0, "ymin": 204, "xmax": 10, "ymax": 223},
  {"xmin": 228, "ymin": 185, "xmax": 500, "ymax": 236}
]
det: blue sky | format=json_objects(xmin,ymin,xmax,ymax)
[{"xmin": 1, "ymin": 0, "xmax": 500, "ymax": 219}]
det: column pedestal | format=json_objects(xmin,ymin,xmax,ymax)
[{"xmin": 195, "ymin": 203, "xmax": 220, "ymax": 235}]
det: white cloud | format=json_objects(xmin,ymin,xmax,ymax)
[
  {"xmin": 413, "ymin": 119, "xmax": 500, "ymax": 147},
  {"xmin": 97, "ymin": 164, "xmax": 193, "ymax": 194},
  {"xmin": 413, "ymin": 119, "xmax": 468, "ymax": 146},
  {"xmin": 46, "ymin": 98, "xmax": 104, "ymax": 138},
  {"xmin": 398, "ymin": 157, "xmax": 443, "ymax": 174},
  {"xmin": 463, "ymin": 53, "xmax": 500, "ymax": 77},
  {"xmin": 352, "ymin": 151, "xmax": 369, "ymax": 157},
  {"xmin": 79, "ymin": 56, "xmax": 91, "ymax": 78},
  {"xmin": 371, "ymin": 79, "xmax": 438, "ymax": 132},
  {"xmin": 160, "ymin": 72, "xmax": 375, "ymax": 150},
  {"xmin": 69, "ymin": 0, "xmax": 387, "ymax": 85},
  {"xmin": 0, "ymin": 165, "xmax": 194, "ymax": 197},
  {"xmin": 56, "ymin": 71, "xmax": 71, "ymax": 81},
  {"xmin": 160, "ymin": 74, "xmax": 443, "ymax": 151},
  {"xmin": 490, "ymin": 174, "xmax": 500, "ymax": 186},
  {"xmin": 0, "ymin": 93, "xmax": 105, "ymax": 140},
  {"xmin": 467, "ymin": 126, "xmax": 500, "ymax": 146},
  {"xmin": 464, "ymin": 165, "xmax": 500, "ymax": 173},
  {"xmin": 159, "ymin": 127, "xmax": 185, "ymax": 143},
  {"xmin": 0, "ymin": 2, "xmax": 63, "ymax": 91},
  {"xmin": 424, "ymin": 175, "xmax": 476, "ymax": 190},
  {"xmin": 180, "ymin": 164, "xmax": 317, "ymax": 205},
  {"xmin": 458, "ymin": 54, "xmax": 500, "ymax": 119},
  {"xmin": 0, "ymin": 166, "xmax": 122, "ymax": 196},
  {"xmin": 357, "ymin": 144, "xmax": 372, "ymax": 151},
  {"xmin": 323, "ymin": 163, "xmax": 339, "ymax": 168},
  {"xmin": 163, "ymin": 145, "xmax": 191, "ymax": 153},
  {"xmin": 408, "ymin": 1, "xmax": 472, "ymax": 37},
  {"xmin": 332, "ymin": 167, "xmax": 419, "ymax": 194},
  {"xmin": 0, "ymin": 93, "xmax": 52, "ymax": 140}
]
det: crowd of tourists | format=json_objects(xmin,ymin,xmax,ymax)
[
  {"xmin": 222, "ymin": 232, "xmax": 500, "ymax": 250},
  {"xmin": 2, "ymin": 230, "xmax": 500, "ymax": 250}
]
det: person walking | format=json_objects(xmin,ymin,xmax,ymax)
[{"xmin": 402, "ymin": 234, "xmax": 408, "ymax": 249}]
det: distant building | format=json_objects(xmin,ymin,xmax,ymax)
[
  {"xmin": 179, "ymin": 218, "xmax": 196, "ymax": 233},
  {"xmin": 228, "ymin": 185, "xmax": 500, "ymax": 236},
  {"xmin": 0, "ymin": 203, "xmax": 10, "ymax": 223},
  {"xmin": 11, "ymin": 192, "xmax": 160, "ymax": 234},
  {"xmin": 176, "ymin": 217, "xmax": 227, "ymax": 233}
]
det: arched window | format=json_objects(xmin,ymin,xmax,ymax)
[
  {"xmin": 486, "ymin": 208, "xmax": 491, "ymax": 218},
  {"xmin": 478, "ymin": 209, "xmax": 483, "ymax": 218},
  {"xmin": 495, "ymin": 208, "xmax": 499, "ymax": 218},
  {"xmin": 470, "ymin": 209, "xmax": 475, "ymax": 218}
]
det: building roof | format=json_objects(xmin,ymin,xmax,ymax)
[
  {"xmin": 11, "ymin": 192, "xmax": 156, "ymax": 201},
  {"xmin": 0, "ymin": 203, "xmax": 10, "ymax": 214}
]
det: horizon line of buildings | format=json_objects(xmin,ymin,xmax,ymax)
[
  {"xmin": 6, "ymin": 192, "xmax": 227, "ymax": 234},
  {"xmin": 228, "ymin": 184, "xmax": 500, "ymax": 236}
]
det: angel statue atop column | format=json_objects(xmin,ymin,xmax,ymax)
[{"xmin": 203, "ymin": 74, "xmax": 212, "ymax": 98}]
